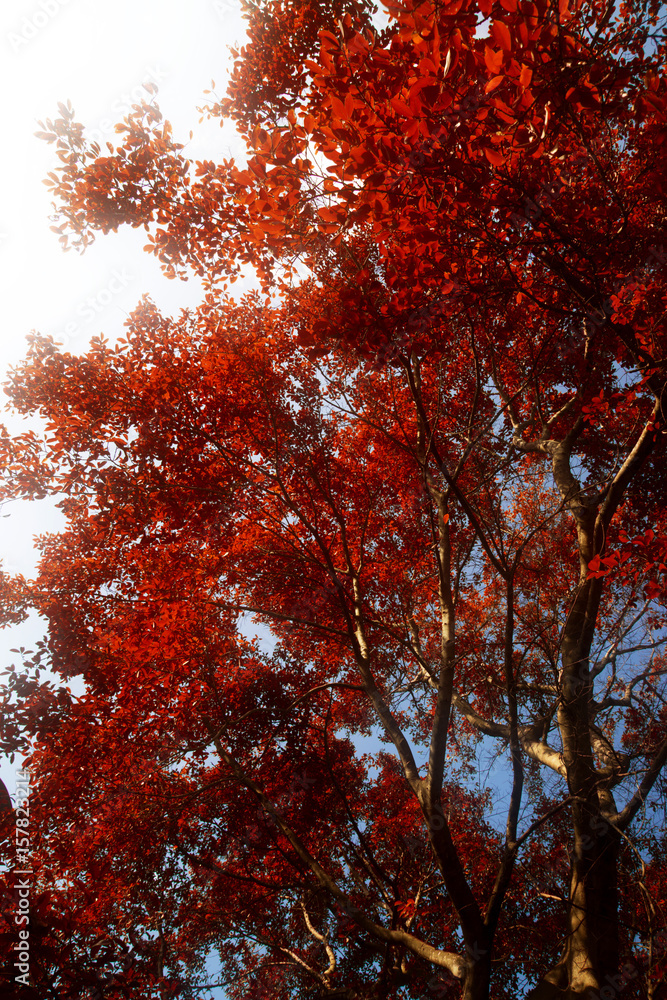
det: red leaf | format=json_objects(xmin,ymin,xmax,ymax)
[
  {"xmin": 484, "ymin": 147, "xmax": 506, "ymax": 166},
  {"xmin": 484, "ymin": 46, "xmax": 504, "ymax": 75},
  {"xmin": 492, "ymin": 21, "xmax": 512, "ymax": 51}
]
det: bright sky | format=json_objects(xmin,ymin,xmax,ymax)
[
  {"xmin": 0, "ymin": 3, "xmax": 256, "ymax": 994},
  {"xmin": 0, "ymin": 0, "xmax": 253, "ymax": 579},
  {"xmin": 0, "ymin": 6, "xmax": 512, "ymax": 994},
  {"xmin": 0, "ymin": 0, "xmax": 253, "ymax": 773}
]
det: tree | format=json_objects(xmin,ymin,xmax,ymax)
[{"xmin": 1, "ymin": 0, "xmax": 667, "ymax": 997}]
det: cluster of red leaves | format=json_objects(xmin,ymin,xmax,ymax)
[{"xmin": 1, "ymin": 0, "xmax": 667, "ymax": 997}]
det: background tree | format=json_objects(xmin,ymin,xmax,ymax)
[{"xmin": 1, "ymin": 0, "xmax": 667, "ymax": 998}]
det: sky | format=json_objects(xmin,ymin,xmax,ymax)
[
  {"xmin": 0, "ymin": 5, "xmax": 662, "ymax": 995},
  {"xmin": 0, "ymin": 0, "xmax": 514, "ymax": 812},
  {"xmin": 0, "ymin": 5, "xmax": 520, "ymax": 995},
  {"xmin": 0, "ymin": 3, "xmax": 259, "ymax": 994},
  {"xmin": 0, "ymin": 0, "xmax": 255, "ymax": 796}
]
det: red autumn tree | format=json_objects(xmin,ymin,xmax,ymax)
[{"xmin": 1, "ymin": 0, "xmax": 667, "ymax": 997}]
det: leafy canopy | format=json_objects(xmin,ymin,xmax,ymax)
[{"xmin": 1, "ymin": 0, "xmax": 667, "ymax": 998}]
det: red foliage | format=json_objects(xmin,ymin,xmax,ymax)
[{"xmin": 1, "ymin": 0, "xmax": 667, "ymax": 997}]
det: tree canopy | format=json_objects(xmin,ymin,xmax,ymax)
[{"xmin": 1, "ymin": 0, "xmax": 667, "ymax": 998}]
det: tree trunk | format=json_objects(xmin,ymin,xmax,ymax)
[
  {"xmin": 460, "ymin": 947, "xmax": 493, "ymax": 1000},
  {"xmin": 525, "ymin": 554, "xmax": 621, "ymax": 999},
  {"xmin": 525, "ymin": 774, "xmax": 621, "ymax": 998}
]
